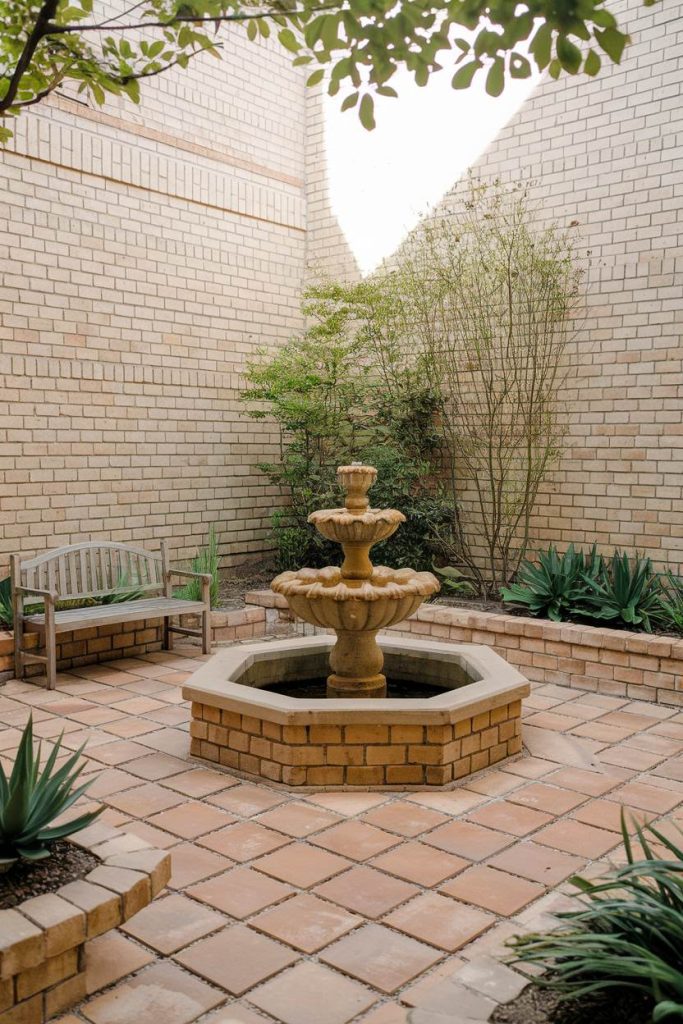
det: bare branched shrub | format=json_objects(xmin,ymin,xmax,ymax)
[{"xmin": 387, "ymin": 179, "xmax": 582, "ymax": 595}]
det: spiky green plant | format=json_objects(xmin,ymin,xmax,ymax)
[
  {"xmin": 509, "ymin": 814, "xmax": 683, "ymax": 1023},
  {"xmin": 660, "ymin": 573, "xmax": 683, "ymax": 636},
  {"xmin": 0, "ymin": 716, "xmax": 103, "ymax": 867},
  {"xmin": 175, "ymin": 525, "xmax": 220, "ymax": 608},
  {"xmin": 579, "ymin": 551, "xmax": 666, "ymax": 632},
  {"xmin": 500, "ymin": 544, "xmax": 603, "ymax": 622},
  {"xmin": 0, "ymin": 577, "xmax": 12, "ymax": 628}
]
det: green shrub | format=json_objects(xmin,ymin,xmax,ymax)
[
  {"xmin": 0, "ymin": 716, "xmax": 103, "ymax": 867},
  {"xmin": 500, "ymin": 544, "xmax": 602, "ymax": 622},
  {"xmin": 579, "ymin": 551, "xmax": 666, "ymax": 633},
  {"xmin": 0, "ymin": 577, "xmax": 11, "ymax": 628},
  {"xmin": 509, "ymin": 814, "xmax": 683, "ymax": 1023},
  {"xmin": 242, "ymin": 282, "xmax": 457, "ymax": 574},
  {"xmin": 174, "ymin": 526, "xmax": 220, "ymax": 607}
]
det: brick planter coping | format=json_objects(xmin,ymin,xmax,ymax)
[
  {"xmin": 0, "ymin": 824, "xmax": 170, "ymax": 1023},
  {"xmin": 245, "ymin": 591, "xmax": 683, "ymax": 707},
  {"xmin": 183, "ymin": 635, "xmax": 529, "ymax": 789}
]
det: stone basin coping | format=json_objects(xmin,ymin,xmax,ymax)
[{"xmin": 182, "ymin": 634, "xmax": 530, "ymax": 726}]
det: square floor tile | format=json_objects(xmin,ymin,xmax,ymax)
[
  {"xmin": 163, "ymin": 769, "xmax": 236, "ymax": 798},
  {"xmin": 208, "ymin": 783, "xmax": 287, "ymax": 816},
  {"xmin": 440, "ymin": 865, "xmax": 544, "ymax": 916},
  {"xmin": 304, "ymin": 792, "xmax": 390, "ymax": 816},
  {"xmin": 147, "ymin": 801, "xmax": 236, "ymax": 839},
  {"xmin": 255, "ymin": 801, "xmax": 341, "ymax": 837},
  {"xmin": 106, "ymin": 783, "xmax": 185, "ymax": 818},
  {"xmin": 507, "ymin": 783, "xmax": 587, "ymax": 815},
  {"xmin": 545, "ymin": 766, "xmax": 624, "ymax": 796},
  {"xmin": 174, "ymin": 925, "xmax": 298, "ymax": 995},
  {"xmin": 321, "ymin": 923, "xmax": 441, "ymax": 994},
  {"xmin": 254, "ymin": 844, "xmax": 352, "ymax": 887},
  {"xmin": 201, "ymin": 1007, "xmax": 270, "ymax": 1024},
  {"xmin": 371, "ymin": 842, "xmax": 467, "ymax": 887},
  {"xmin": 188, "ymin": 866, "xmax": 294, "ymax": 918},
  {"xmin": 466, "ymin": 801, "xmax": 553, "ymax": 837},
  {"xmin": 534, "ymin": 820, "xmax": 621, "ymax": 858},
  {"xmin": 489, "ymin": 842, "xmax": 586, "ymax": 885},
  {"xmin": 84, "ymin": 932, "xmax": 155, "ymax": 995},
  {"xmin": 125, "ymin": 753, "xmax": 189, "ymax": 780},
  {"xmin": 121, "ymin": 893, "xmax": 225, "ymax": 954},
  {"xmin": 81, "ymin": 962, "xmax": 223, "ymax": 1024},
  {"xmin": 385, "ymin": 893, "xmax": 494, "ymax": 952},
  {"xmin": 360, "ymin": 801, "xmax": 449, "ymax": 837},
  {"xmin": 199, "ymin": 821, "xmax": 291, "ymax": 861},
  {"xmin": 248, "ymin": 961, "xmax": 376, "ymax": 1024},
  {"xmin": 251, "ymin": 893, "xmax": 361, "ymax": 952},
  {"xmin": 311, "ymin": 821, "xmax": 401, "ymax": 860},
  {"xmin": 167, "ymin": 843, "xmax": 231, "ymax": 889},
  {"xmin": 423, "ymin": 821, "xmax": 512, "ymax": 861},
  {"xmin": 314, "ymin": 866, "xmax": 418, "ymax": 919}
]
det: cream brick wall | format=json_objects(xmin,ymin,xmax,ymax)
[
  {"xmin": 308, "ymin": 0, "xmax": 683, "ymax": 571},
  {"xmin": 0, "ymin": 26, "xmax": 308, "ymax": 572}
]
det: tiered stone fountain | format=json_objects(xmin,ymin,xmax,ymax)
[
  {"xmin": 271, "ymin": 463, "xmax": 440, "ymax": 698},
  {"xmin": 184, "ymin": 464, "xmax": 528, "ymax": 789}
]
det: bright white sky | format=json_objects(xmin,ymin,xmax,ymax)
[{"xmin": 323, "ymin": 65, "xmax": 540, "ymax": 275}]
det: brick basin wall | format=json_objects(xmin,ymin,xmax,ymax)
[
  {"xmin": 189, "ymin": 699, "xmax": 523, "ymax": 789},
  {"xmin": 245, "ymin": 591, "xmax": 683, "ymax": 706},
  {"xmin": 0, "ymin": 825, "xmax": 170, "ymax": 1024}
]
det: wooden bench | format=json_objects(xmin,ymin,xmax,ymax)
[{"xmin": 11, "ymin": 541, "xmax": 212, "ymax": 689}]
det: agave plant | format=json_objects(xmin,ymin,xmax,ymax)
[
  {"xmin": 175, "ymin": 524, "xmax": 220, "ymax": 608},
  {"xmin": 509, "ymin": 814, "xmax": 683, "ymax": 1023},
  {"xmin": 579, "ymin": 551, "xmax": 666, "ymax": 632},
  {"xmin": 500, "ymin": 544, "xmax": 603, "ymax": 622},
  {"xmin": 660, "ymin": 572, "xmax": 683, "ymax": 636},
  {"xmin": 0, "ymin": 716, "xmax": 103, "ymax": 869}
]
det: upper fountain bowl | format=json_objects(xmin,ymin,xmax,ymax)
[{"xmin": 309, "ymin": 506, "xmax": 405, "ymax": 546}]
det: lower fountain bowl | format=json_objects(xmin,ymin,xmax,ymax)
[{"xmin": 183, "ymin": 635, "xmax": 530, "ymax": 789}]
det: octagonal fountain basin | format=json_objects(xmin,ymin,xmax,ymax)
[{"xmin": 183, "ymin": 635, "xmax": 530, "ymax": 789}]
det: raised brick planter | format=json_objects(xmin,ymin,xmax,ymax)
[
  {"xmin": 245, "ymin": 592, "xmax": 683, "ymax": 706},
  {"xmin": 0, "ymin": 825, "xmax": 170, "ymax": 1023}
]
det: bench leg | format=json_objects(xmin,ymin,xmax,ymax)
[
  {"xmin": 201, "ymin": 577, "xmax": 211, "ymax": 655},
  {"xmin": 14, "ymin": 621, "xmax": 24, "ymax": 681},
  {"xmin": 163, "ymin": 615, "xmax": 173, "ymax": 651},
  {"xmin": 45, "ymin": 602, "xmax": 57, "ymax": 690}
]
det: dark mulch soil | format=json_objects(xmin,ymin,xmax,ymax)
[
  {"xmin": 217, "ymin": 565, "xmax": 276, "ymax": 610},
  {"xmin": 491, "ymin": 984, "xmax": 652, "ymax": 1024},
  {"xmin": 432, "ymin": 595, "xmax": 507, "ymax": 613},
  {"xmin": 0, "ymin": 841, "xmax": 99, "ymax": 910}
]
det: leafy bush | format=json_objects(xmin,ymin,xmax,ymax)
[
  {"xmin": 579, "ymin": 551, "xmax": 666, "ymax": 633},
  {"xmin": 509, "ymin": 814, "xmax": 683, "ymax": 1023},
  {"xmin": 174, "ymin": 526, "xmax": 220, "ymax": 607},
  {"xmin": 242, "ymin": 283, "xmax": 457, "ymax": 574},
  {"xmin": 0, "ymin": 716, "xmax": 103, "ymax": 867},
  {"xmin": 500, "ymin": 544, "xmax": 602, "ymax": 622}
]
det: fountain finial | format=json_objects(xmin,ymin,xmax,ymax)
[{"xmin": 337, "ymin": 464, "xmax": 377, "ymax": 514}]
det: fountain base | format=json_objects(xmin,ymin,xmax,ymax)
[{"xmin": 183, "ymin": 635, "xmax": 530, "ymax": 789}]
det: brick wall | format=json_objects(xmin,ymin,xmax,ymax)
[
  {"xmin": 0, "ymin": 25, "xmax": 308, "ymax": 575},
  {"xmin": 307, "ymin": 0, "xmax": 683, "ymax": 571}
]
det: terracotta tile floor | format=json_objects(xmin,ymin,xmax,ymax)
[{"xmin": 2, "ymin": 643, "xmax": 683, "ymax": 1024}]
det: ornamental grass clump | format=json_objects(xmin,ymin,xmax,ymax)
[
  {"xmin": 509, "ymin": 814, "xmax": 683, "ymax": 1023},
  {"xmin": 0, "ymin": 715, "xmax": 103, "ymax": 870},
  {"xmin": 500, "ymin": 544, "xmax": 602, "ymax": 622}
]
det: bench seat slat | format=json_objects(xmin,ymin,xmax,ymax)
[{"xmin": 23, "ymin": 597, "xmax": 206, "ymax": 633}]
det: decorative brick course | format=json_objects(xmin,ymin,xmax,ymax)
[
  {"xmin": 0, "ymin": 828, "xmax": 170, "ymax": 1024},
  {"xmin": 190, "ymin": 699, "xmax": 523, "ymax": 788}
]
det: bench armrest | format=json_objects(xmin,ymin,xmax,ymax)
[
  {"xmin": 15, "ymin": 586, "xmax": 57, "ymax": 601},
  {"xmin": 167, "ymin": 569, "xmax": 212, "ymax": 582}
]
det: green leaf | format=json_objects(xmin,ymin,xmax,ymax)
[
  {"xmin": 306, "ymin": 69, "xmax": 325, "ymax": 87},
  {"xmin": 529, "ymin": 22, "xmax": 553, "ymax": 70},
  {"xmin": 556, "ymin": 35, "xmax": 582, "ymax": 74},
  {"xmin": 358, "ymin": 93, "xmax": 375, "ymax": 131},
  {"xmin": 278, "ymin": 29, "xmax": 300, "ymax": 54},
  {"xmin": 584, "ymin": 49, "xmax": 601, "ymax": 76},
  {"xmin": 509, "ymin": 52, "xmax": 531, "ymax": 79},
  {"xmin": 340, "ymin": 91, "xmax": 358, "ymax": 111},
  {"xmin": 451, "ymin": 60, "xmax": 482, "ymax": 90},
  {"xmin": 485, "ymin": 57, "xmax": 505, "ymax": 97},
  {"xmin": 596, "ymin": 27, "xmax": 629, "ymax": 63}
]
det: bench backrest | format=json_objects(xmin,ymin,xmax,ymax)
[{"xmin": 15, "ymin": 542, "xmax": 166, "ymax": 600}]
